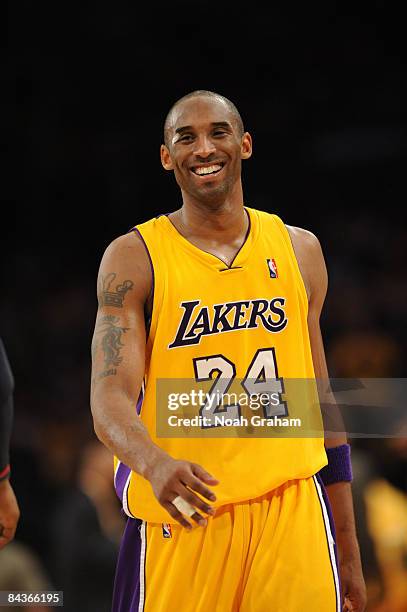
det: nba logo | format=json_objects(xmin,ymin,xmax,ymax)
[
  {"xmin": 162, "ymin": 523, "xmax": 172, "ymax": 538},
  {"xmin": 267, "ymin": 258, "xmax": 278, "ymax": 278}
]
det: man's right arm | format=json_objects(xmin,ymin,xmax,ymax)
[
  {"xmin": 90, "ymin": 232, "xmax": 163, "ymax": 478},
  {"xmin": 90, "ymin": 233, "xmax": 218, "ymax": 528}
]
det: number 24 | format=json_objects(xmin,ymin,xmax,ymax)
[{"xmin": 193, "ymin": 348, "xmax": 287, "ymax": 428}]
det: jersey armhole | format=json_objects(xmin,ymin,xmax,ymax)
[
  {"xmin": 270, "ymin": 214, "xmax": 309, "ymax": 312},
  {"xmin": 131, "ymin": 227, "xmax": 155, "ymax": 337},
  {"xmin": 131, "ymin": 222, "xmax": 165, "ymax": 347}
]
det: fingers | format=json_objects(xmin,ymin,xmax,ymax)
[
  {"xmin": 174, "ymin": 463, "xmax": 218, "ymax": 525},
  {"xmin": 190, "ymin": 512, "xmax": 208, "ymax": 527},
  {"xmin": 177, "ymin": 486, "xmax": 215, "ymax": 517},
  {"xmin": 173, "ymin": 494, "xmax": 211, "ymax": 527},
  {"xmin": 187, "ymin": 463, "xmax": 219, "ymax": 506},
  {"xmin": 163, "ymin": 496, "xmax": 207, "ymax": 530},
  {"xmin": 191, "ymin": 464, "xmax": 219, "ymax": 487},
  {"xmin": 188, "ymin": 477, "xmax": 217, "ymax": 502},
  {"xmin": 172, "ymin": 495, "xmax": 196, "ymax": 517},
  {"xmin": 154, "ymin": 460, "xmax": 219, "ymax": 530},
  {"xmin": 163, "ymin": 501, "xmax": 192, "ymax": 530}
]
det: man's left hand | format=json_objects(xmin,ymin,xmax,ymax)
[{"xmin": 339, "ymin": 555, "xmax": 367, "ymax": 611}]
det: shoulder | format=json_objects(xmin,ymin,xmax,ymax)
[
  {"xmin": 101, "ymin": 230, "xmax": 150, "ymax": 268},
  {"xmin": 285, "ymin": 224, "xmax": 322, "ymax": 253},
  {"xmin": 285, "ymin": 224, "xmax": 326, "ymax": 271},
  {"xmin": 97, "ymin": 231, "xmax": 152, "ymax": 300}
]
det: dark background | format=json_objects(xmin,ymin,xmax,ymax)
[{"xmin": 3, "ymin": 3, "xmax": 407, "ymax": 610}]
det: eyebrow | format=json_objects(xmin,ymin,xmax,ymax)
[{"xmin": 174, "ymin": 121, "xmax": 232, "ymax": 135}]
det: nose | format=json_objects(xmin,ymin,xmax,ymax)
[{"xmin": 193, "ymin": 134, "xmax": 216, "ymax": 158}]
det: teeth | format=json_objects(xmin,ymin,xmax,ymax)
[{"xmin": 194, "ymin": 164, "xmax": 222, "ymax": 175}]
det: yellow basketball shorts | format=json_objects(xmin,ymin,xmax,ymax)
[{"xmin": 112, "ymin": 474, "xmax": 341, "ymax": 611}]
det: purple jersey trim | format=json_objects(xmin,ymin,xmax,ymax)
[
  {"xmin": 112, "ymin": 518, "xmax": 143, "ymax": 612},
  {"xmin": 221, "ymin": 207, "xmax": 251, "ymax": 269},
  {"xmin": 127, "ymin": 225, "xmax": 155, "ymax": 337},
  {"xmin": 164, "ymin": 208, "xmax": 251, "ymax": 270},
  {"xmin": 114, "ymin": 387, "xmax": 144, "ymax": 502},
  {"xmin": 136, "ymin": 386, "xmax": 144, "ymax": 416}
]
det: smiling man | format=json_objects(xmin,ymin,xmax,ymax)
[{"xmin": 90, "ymin": 90, "xmax": 366, "ymax": 611}]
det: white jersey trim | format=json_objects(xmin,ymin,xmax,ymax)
[{"xmin": 138, "ymin": 521, "xmax": 147, "ymax": 612}]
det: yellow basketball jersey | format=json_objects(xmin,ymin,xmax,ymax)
[{"xmin": 114, "ymin": 207, "xmax": 327, "ymax": 523}]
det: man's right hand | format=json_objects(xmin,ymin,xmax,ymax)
[{"xmin": 146, "ymin": 454, "xmax": 219, "ymax": 529}]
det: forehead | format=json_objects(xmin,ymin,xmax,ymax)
[{"xmin": 170, "ymin": 96, "xmax": 234, "ymax": 131}]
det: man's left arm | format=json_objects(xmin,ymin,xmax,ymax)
[{"xmin": 287, "ymin": 226, "xmax": 367, "ymax": 612}]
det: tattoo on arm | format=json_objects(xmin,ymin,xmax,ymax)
[
  {"xmin": 98, "ymin": 273, "xmax": 134, "ymax": 308},
  {"xmin": 91, "ymin": 334, "xmax": 98, "ymax": 363},
  {"xmin": 95, "ymin": 315, "xmax": 130, "ymax": 379}
]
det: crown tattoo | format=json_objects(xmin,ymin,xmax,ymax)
[{"xmin": 99, "ymin": 273, "xmax": 134, "ymax": 307}]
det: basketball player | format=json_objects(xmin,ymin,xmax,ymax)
[
  {"xmin": 0, "ymin": 338, "xmax": 20, "ymax": 549},
  {"xmin": 91, "ymin": 91, "xmax": 366, "ymax": 611}
]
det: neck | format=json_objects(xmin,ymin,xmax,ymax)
[{"xmin": 178, "ymin": 181, "xmax": 246, "ymax": 238}]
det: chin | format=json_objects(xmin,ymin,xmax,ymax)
[{"xmin": 193, "ymin": 183, "xmax": 230, "ymax": 206}]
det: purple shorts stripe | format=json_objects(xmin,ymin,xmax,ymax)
[
  {"xmin": 315, "ymin": 473, "xmax": 337, "ymax": 541},
  {"xmin": 112, "ymin": 518, "xmax": 143, "ymax": 612},
  {"xmin": 314, "ymin": 473, "xmax": 342, "ymax": 611}
]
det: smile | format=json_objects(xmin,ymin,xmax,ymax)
[{"xmin": 191, "ymin": 163, "xmax": 224, "ymax": 176}]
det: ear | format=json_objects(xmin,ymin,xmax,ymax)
[
  {"xmin": 160, "ymin": 144, "xmax": 174, "ymax": 170},
  {"xmin": 241, "ymin": 132, "xmax": 253, "ymax": 160}
]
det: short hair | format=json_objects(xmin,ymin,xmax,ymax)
[{"xmin": 163, "ymin": 90, "xmax": 244, "ymax": 146}]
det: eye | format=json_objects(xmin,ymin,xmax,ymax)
[
  {"xmin": 178, "ymin": 134, "xmax": 194, "ymax": 142},
  {"xmin": 213, "ymin": 129, "xmax": 227, "ymax": 137}
]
